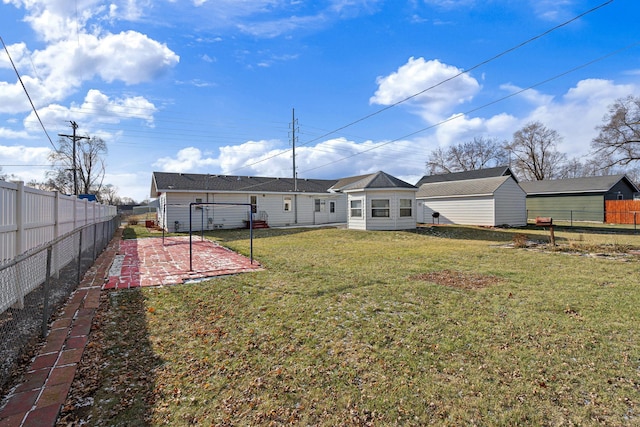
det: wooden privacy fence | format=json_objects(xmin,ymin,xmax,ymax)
[{"xmin": 605, "ymin": 200, "xmax": 640, "ymax": 224}]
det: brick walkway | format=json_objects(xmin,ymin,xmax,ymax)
[
  {"xmin": 104, "ymin": 235, "xmax": 261, "ymax": 289},
  {"xmin": 0, "ymin": 231, "xmax": 261, "ymax": 427}
]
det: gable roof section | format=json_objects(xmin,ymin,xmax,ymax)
[
  {"xmin": 151, "ymin": 172, "xmax": 338, "ymax": 195},
  {"xmin": 519, "ymin": 174, "xmax": 638, "ymax": 195},
  {"xmin": 331, "ymin": 171, "xmax": 417, "ymax": 192},
  {"xmin": 415, "ymin": 166, "xmax": 515, "ymax": 186},
  {"xmin": 417, "ymin": 176, "xmax": 514, "ymax": 198}
]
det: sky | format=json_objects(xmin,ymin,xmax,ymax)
[{"xmin": 0, "ymin": 0, "xmax": 638, "ymax": 203}]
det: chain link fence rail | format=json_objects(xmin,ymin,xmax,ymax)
[{"xmin": 0, "ymin": 216, "xmax": 119, "ymax": 394}]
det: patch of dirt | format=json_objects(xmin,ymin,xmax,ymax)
[{"xmin": 410, "ymin": 270, "xmax": 502, "ymax": 290}]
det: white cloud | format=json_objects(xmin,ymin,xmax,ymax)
[
  {"xmin": 523, "ymin": 79, "xmax": 636, "ymax": 156},
  {"xmin": 22, "ymin": 89, "xmax": 157, "ymax": 133},
  {"xmin": 370, "ymin": 57, "xmax": 481, "ymax": 123},
  {"xmin": 0, "ymin": 144, "xmax": 52, "ymax": 184},
  {"xmin": 0, "ymin": 6, "xmax": 179, "ymax": 116},
  {"xmin": 153, "ymin": 147, "xmax": 220, "ymax": 172}
]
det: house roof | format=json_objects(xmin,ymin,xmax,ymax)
[
  {"xmin": 519, "ymin": 174, "xmax": 639, "ymax": 195},
  {"xmin": 415, "ymin": 166, "xmax": 515, "ymax": 186},
  {"xmin": 151, "ymin": 172, "xmax": 338, "ymax": 196},
  {"xmin": 416, "ymin": 176, "xmax": 516, "ymax": 198},
  {"xmin": 331, "ymin": 171, "xmax": 417, "ymax": 192}
]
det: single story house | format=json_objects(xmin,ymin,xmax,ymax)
[
  {"xmin": 519, "ymin": 174, "xmax": 640, "ymax": 222},
  {"xmin": 150, "ymin": 170, "xmax": 416, "ymax": 231},
  {"xmin": 331, "ymin": 171, "xmax": 418, "ymax": 231},
  {"xmin": 416, "ymin": 175, "xmax": 527, "ymax": 227}
]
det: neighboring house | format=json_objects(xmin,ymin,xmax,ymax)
[
  {"xmin": 150, "ymin": 172, "xmax": 346, "ymax": 231},
  {"xmin": 416, "ymin": 175, "xmax": 527, "ymax": 227},
  {"xmin": 331, "ymin": 171, "xmax": 418, "ymax": 231},
  {"xmin": 415, "ymin": 166, "xmax": 516, "ymax": 186},
  {"xmin": 519, "ymin": 174, "xmax": 640, "ymax": 222}
]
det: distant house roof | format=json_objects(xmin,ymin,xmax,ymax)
[
  {"xmin": 332, "ymin": 171, "xmax": 417, "ymax": 192},
  {"xmin": 519, "ymin": 175, "xmax": 639, "ymax": 195},
  {"xmin": 417, "ymin": 176, "xmax": 515, "ymax": 198},
  {"xmin": 415, "ymin": 166, "xmax": 516, "ymax": 186},
  {"xmin": 151, "ymin": 172, "xmax": 338, "ymax": 197}
]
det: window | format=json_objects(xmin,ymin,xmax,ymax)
[
  {"xmin": 329, "ymin": 201, "xmax": 335, "ymax": 213},
  {"xmin": 617, "ymin": 192, "xmax": 624, "ymax": 200},
  {"xmin": 350, "ymin": 199, "xmax": 362, "ymax": 217},
  {"xmin": 399, "ymin": 199, "xmax": 412, "ymax": 217},
  {"xmin": 250, "ymin": 195, "xmax": 257, "ymax": 214},
  {"xmin": 283, "ymin": 196, "xmax": 292, "ymax": 211},
  {"xmin": 195, "ymin": 197, "xmax": 203, "ymax": 210},
  {"xmin": 371, "ymin": 199, "xmax": 390, "ymax": 218},
  {"xmin": 314, "ymin": 199, "xmax": 325, "ymax": 212}
]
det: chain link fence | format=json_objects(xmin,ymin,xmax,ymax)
[
  {"xmin": 0, "ymin": 217, "xmax": 119, "ymax": 394},
  {"xmin": 527, "ymin": 209, "xmax": 639, "ymax": 232}
]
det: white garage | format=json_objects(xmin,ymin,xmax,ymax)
[{"xmin": 416, "ymin": 176, "xmax": 526, "ymax": 227}]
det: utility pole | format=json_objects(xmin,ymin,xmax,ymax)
[
  {"xmin": 58, "ymin": 121, "xmax": 89, "ymax": 196},
  {"xmin": 290, "ymin": 108, "xmax": 298, "ymax": 192},
  {"xmin": 289, "ymin": 109, "xmax": 299, "ymax": 224}
]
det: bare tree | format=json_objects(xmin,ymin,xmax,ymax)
[
  {"xmin": 426, "ymin": 137, "xmax": 509, "ymax": 174},
  {"xmin": 507, "ymin": 121, "xmax": 566, "ymax": 181},
  {"xmin": 47, "ymin": 135, "xmax": 107, "ymax": 195},
  {"xmin": 97, "ymin": 184, "xmax": 121, "ymax": 205},
  {"xmin": 591, "ymin": 95, "xmax": 640, "ymax": 167}
]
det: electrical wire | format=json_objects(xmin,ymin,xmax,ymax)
[
  {"xmin": 226, "ymin": 0, "xmax": 615, "ymax": 174},
  {"xmin": 0, "ymin": 35, "xmax": 56, "ymax": 150},
  {"xmin": 299, "ymin": 40, "xmax": 640, "ymax": 175}
]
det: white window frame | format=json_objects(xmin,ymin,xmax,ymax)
[
  {"xmin": 399, "ymin": 199, "xmax": 412, "ymax": 217},
  {"xmin": 350, "ymin": 199, "xmax": 362, "ymax": 217},
  {"xmin": 371, "ymin": 199, "xmax": 390, "ymax": 218},
  {"xmin": 283, "ymin": 196, "xmax": 292, "ymax": 212}
]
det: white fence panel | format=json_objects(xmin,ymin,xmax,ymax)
[
  {"xmin": 0, "ymin": 182, "xmax": 18, "ymax": 264},
  {"xmin": 0, "ymin": 181, "xmax": 117, "ymax": 265}
]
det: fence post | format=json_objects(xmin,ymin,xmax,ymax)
[
  {"xmin": 13, "ymin": 182, "xmax": 25, "ymax": 309},
  {"xmin": 77, "ymin": 228, "xmax": 83, "ymax": 286},
  {"xmin": 42, "ymin": 245, "xmax": 53, "ymax": 338}
]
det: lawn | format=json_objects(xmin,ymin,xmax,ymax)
[{"xmin": 58, "ymin": 225, "xmax": 640, "ymax": 426}]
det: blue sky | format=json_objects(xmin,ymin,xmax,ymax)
[{"xmin": 1, "ymin": 0, "xmax": 638, "ymax": 202}]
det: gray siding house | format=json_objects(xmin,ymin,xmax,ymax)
[
  {"xmin": 519, "ymin": 175, "xmax": 639, "ymax": 222},
  {"xmin": 150, "ymin": 171, "xmax": 417, "ymax": 232},
  {"xmin": 151, "ymin": 172, "xmax": 346, "ymax": 231},
  {"xmin": 416, "ymin": 176, "xmax": 527, "ymax": 227},
  {"xmin": 331, "ymin": 172, "xmax": 418, "ymax": 231}
]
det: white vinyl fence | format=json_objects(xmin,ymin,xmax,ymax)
[
  {"xmin": 0, "ymin": 181, "xmax": 117, "ymax": 313},
  {"xmin": 0, "ymin": 180, "xmax": 116, "ymax": 264}
]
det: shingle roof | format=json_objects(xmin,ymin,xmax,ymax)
[
  {"xmin": 519, "ymin": 175, "xmax": 638, "ymax": 195},
  {"xmin": 416, "ymin": 176, "xmax": 514, "ymax": 198},
  {"xmin": 415, "ymin": 166, "xmax": 515, "ymax": 186},
  {"xmin": 151, "ymin": 172, "xmax": 338, "ymax": 195},
  {"xmin": 331, "ymin": 171, "xmax": 417, "ymax": 192}
]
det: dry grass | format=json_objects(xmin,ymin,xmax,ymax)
[{"xmin": 59, "ymin": 225, "xmax": 640, "ymax": 426}]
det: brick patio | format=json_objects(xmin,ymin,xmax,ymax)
[{"xmin": 0, "ymin": 230, "xmax": 262, "ymax": 427}]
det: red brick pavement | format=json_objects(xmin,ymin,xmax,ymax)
[
  {"xmin": 103, "ymin": 235, "xmax": 262, "ymax": 289},
  {"xmin": 0, "ymin": 231, "xmax": 261, "ymax": 427}
]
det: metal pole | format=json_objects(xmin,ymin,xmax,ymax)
[
  {"xmin": 250, "ymin": 206, "xmax": 253, "ymax": 264},
  {"xmin": 189, "ymin": 203, "xmax": 193, "ymax": 271},
  {"xmin": 42, "ymin": 245, "xmax": 52, "ymax": 338},
  {"xmin": 76, "ymin": 229, "xmax": 83, "ymax": 285}
]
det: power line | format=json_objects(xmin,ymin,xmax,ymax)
[
  {"xmin": 299, "ymin": 40, "xmax": 640, "ymax": 175},
  {"xmin": 227, "ymin": 0, "xmax": 615, "ymax": 174},
  {"xmin": 0, "ymin": 35, "xmax": 56, "ymax": 150}
]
